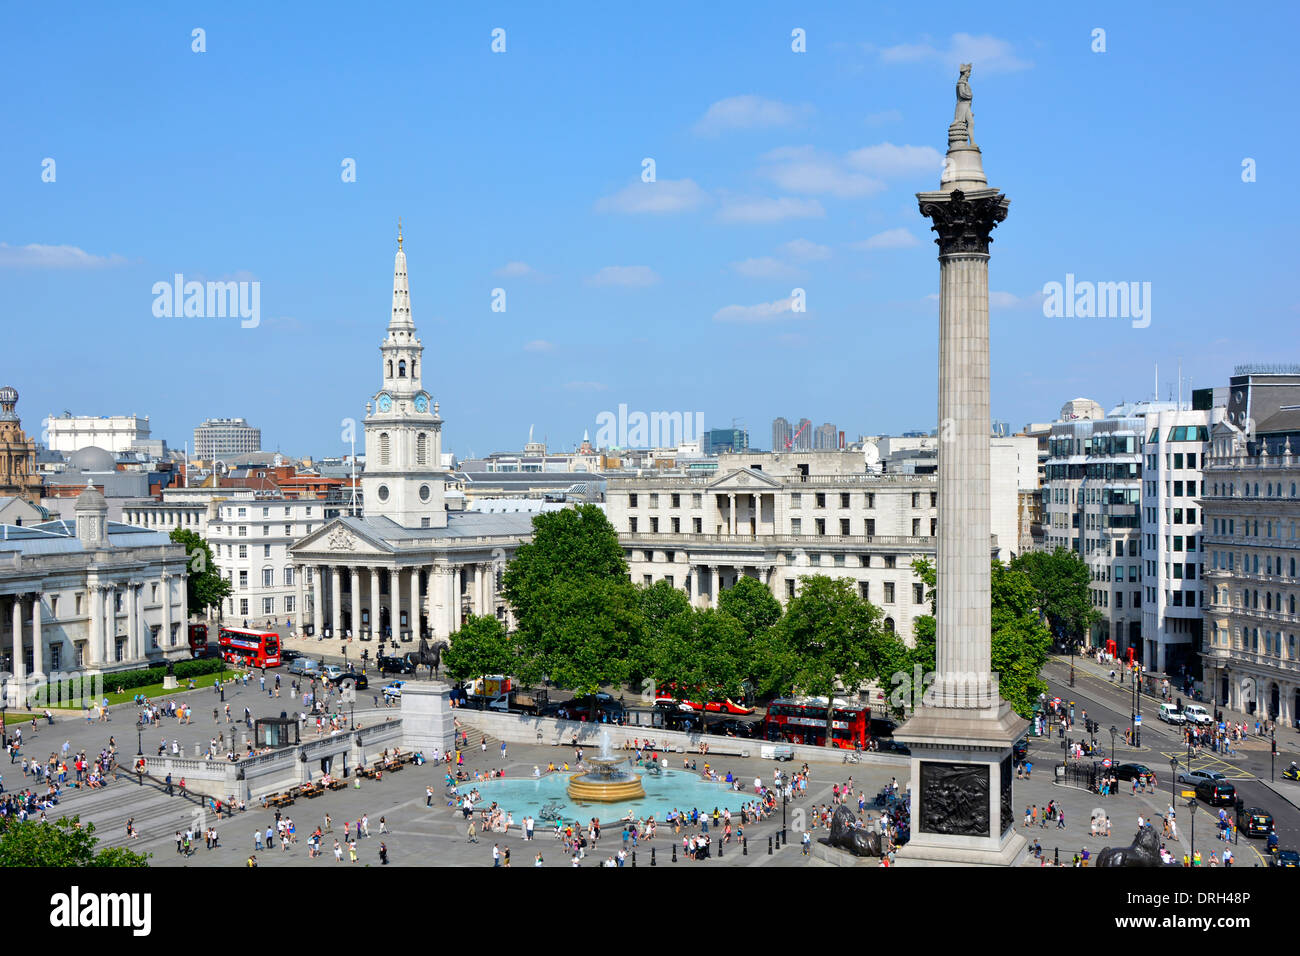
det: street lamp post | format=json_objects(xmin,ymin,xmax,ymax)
[
  {"xmin": 1169, "ymin": 756, "xmax": 1177, "ymax": 808},
  {"xmin": 1109, "ymin": 725, "xmax": 1117, "ymax": 766},
  {"xmin": 1188, "ymin": 797, "xmax": 1197, "ymax": 861},
  {"xmin": 136, "ymin": 717, "xmax": 144, "ymax": 786},
  {"xmin": 1271, "ymin": 727, "xmax": 1277, "ymax": 783}
]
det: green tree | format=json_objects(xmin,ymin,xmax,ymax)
[
  {"xmin": 634, "ymin": 580, "xmax": 691, "ymax": 691},
  {"xmin": 767, "ymin": 575, "xmax": 908, "ymax": 745},
  {"xmin": 908, "ymin": 557, "xmax": 1052, "ymax": 717},
  {"xmin": 649, "ymin": 608, "xmax": 750, "ymax": 723},
  {"xmin": 1009, "ymin": 547, "xmax": 1101, "ymax": 647},
  {"xmin": 442, "ymin": 614, "xmax": 515, "ymax": 682},
  {"xmin": 169, "ymin": 528, "xmax": 231, "ymax": 617},
  {"xmin": 501, "ymin": 507, "xmax": 646, "ymax": 713},
  {"xmin": 0, "ymin": 816, "xmax": 149, "ymax": 867},
  {"xmin": 717, "ymin": 576, "xmax": 784, "ymax": 698}
]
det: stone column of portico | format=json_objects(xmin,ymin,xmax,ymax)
[
  {"xmin": 728, "ymin": 494, "xmax": 736, "ymax": 535},
  {"xmin": 409, "ymin": 569, "xmax": 420, "ymax": 639},
  {"xmin": 312, "ymin": 567, "xmax": 324, "ymax": 638},
  {"xmin": 454, "ymin": 567, "xmax": 464, "ymax": 631},
  {"xmin": 11, "ymin": 596, "xmax": 25, "ymax": 683},
  {"xmin": 331, "ymin": 567, "xmax": 343, "ymax": 638},
  {"xmin": 86, "ymin": 585, "xmax": 101, "ymax": 667},
  {"xmin": 349, "ymin": 569, "xmax": 361, "ymax": 640},
  {"xmin": 390, "ymin": 568, "xmax": 402, "ymax": 639},
  {"xmin": 687, "ymin": 566, "xmax": 696, "ymax": 605},
  {"xmin": 892, "ymin": 67, "xmax": 1026, "ymax": 868},
  {"xmin": 709, "ymin": 566, "xmax": 719, "ymax": 609},
  {"xmin": 161, "ymin": 573, "xmax": 172, "ymax": 647},
  {"xmin": 105, "ymin": 584, "xmax": 117, "ymax": 663},
  {"xmin": 295, "ymin": 565, "xmax": 305, "ymax": 635},
  {"xmin": 128, "ymin": 582, "xmax": 142, "ymax": 661},
  {"xmin": 31, "ymin": 593, "xmax": 43, "ymax": 677},
  {"xmin": 370, "ymin": 567, "xmax": 381, "ymax": 639}
]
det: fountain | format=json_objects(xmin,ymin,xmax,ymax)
[{"xmin": 566, "ymin": 730, "xmax": 646, "ymax": 802}]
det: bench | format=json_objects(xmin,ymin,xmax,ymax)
[
  {"xmin": 267, "ymin": 792, "xmax": 295, "ymax": 808},
  {"xmin": 326, "ymin": 779, "xmax": 346, "ymax": 791}
]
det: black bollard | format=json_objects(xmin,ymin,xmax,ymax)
[
  {"xmin": 1055, "ymin": 847, "xmax": 1060, "ymax": 866},
  {"xmin": 768, "ymin": 835, "xmax": 773, "ymax": 855},
  {"xmin": 651, "ymin": 847, "xmax": 656, "ymax": 866},
  {"xmin": 672, "ymin": 843, "xmax": 677, "ymax": 863},
  {"xmin": 632, "ymin": 850, "xmax": 636, "ymax": 867},
  {"xmin": 718, "ymin": 839, "xmax": 723, "ymax": 858},
  {"xmin": 743, "ymin": 836, "xmax": 748, "ymax": 855}
]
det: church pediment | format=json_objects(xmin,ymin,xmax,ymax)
[
  {"xmin": 290, "ymin": 518, "xmax": 395, "ymax": 557},
  {"xmin": 706, "ymin": 468, "xmax": 783, "ymax": 491}
]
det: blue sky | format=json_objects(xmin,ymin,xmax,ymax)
[{"xmin": 1, "ymin": 1, "xmax": 1295, "ymax": 458}]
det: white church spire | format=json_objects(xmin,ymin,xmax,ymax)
[{"xmin": 389, "ymin": 218, "xmax": 415, "ymax": 333}]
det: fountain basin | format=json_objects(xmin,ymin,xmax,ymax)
[{"xmin": 566, "ymin": 756, "xmax": 646, "ymax": 802}]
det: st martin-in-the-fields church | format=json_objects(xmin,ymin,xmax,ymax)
[{"xmin": 289, "ymin": 228, "xmax": 533, "ymax": 644}]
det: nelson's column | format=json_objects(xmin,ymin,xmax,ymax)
[{"xmin": 894, "ymin": 64, "xmax": 1028, "ymax": 866}]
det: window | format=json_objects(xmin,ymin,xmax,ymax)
[
  {"xmin": 285, "ymin": 595, "xmax": 295, "ymax": 613},
  {"xmin": 865, "ymin": 493, "xmax": 875, "ymax": 508},
  {"xmin": 840, "ymin": 493, "xmax": 850, "ymax": 508},
  {"xmin": 791, "ymin": 493, "xmax": 802, "ymax": 509},
  {"xmin": 815, "ymin": 493, "xmax": 826, "ymax": 509},
  {"xmin": 284, "ymin": 524, "xmax": 292, "ymax": 535},
  {"xmin": 649, "ymin": 517, "xmax": 659, "ymax": 533},
  {"xmin": 859, "ymin": 582, "xmax": 870, "ymax": 600},
  {"xmin": 884, "ymin": 555, "xmax": 896, "ymax": 569},
  {"xmin": 815, "ymin": 518, "xmax": 825, "ymax": 536},
  {"xmin": 284, "ymin": 566, "xmax": 295, "ymax": 586},
  {"xmin": 264, "ymin": 544, "xmax": 272, "ymax": 557},
  {"xmin": 417, "ymin": 433, "xmax": 427, "ymax": 465},
  {"xmin": 692, "ymin": 517, "xmax": 702, "ymax": 533},
  {"xmin": 649, "ymin": 494, "xmax": 659, "ymax": 508},
  {"xmin": 671, "ymin": 494, "xmax": 680, "ymax": 508},
  {"xmin": 912, "ymin": 518, "xmax": 921, "ymax": 536},
  {"xmin": 239, "ymin": 599, "xmax": 249, "ymax": 615},
  {"xmin": 786, "ymin": 580, "xmax": 796, "ymax": 598},
  {"xmin": 913, "ymin": 583, "xmax": 925, "ymax": 604},
  {"xmin": 840, "ymin": 518, "xmax": 851, "ymax": 535},
  {"xmin": 238, "ymin": 544, "xmax": 248, "ymax": 559},
  {"xmin": 884, "ymin": 582, "xmax": 896, "ymax": 603},
  {"xmin": 379, "ymin": 432, "xmax": 390, "ymax": 465},
  {"xmin": 865, "ymin": 519, "xmax": 875, "ymax": 536},
  {"xmin": 263, "ymin": 597, "xmax": 275, "ymax": 614},
  {"xmin": 238, "ymin": 525, "xmax": 247, "ymax": 537}
]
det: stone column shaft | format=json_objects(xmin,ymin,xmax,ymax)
[
  {"xmin": 409, "ymin": 569, "xmax": 421, "ymax": 638},
  {"xmin": 11, "ymin": 596, "xmax": 24, "ymax": 682},
  {"xmin": 370, "ymin": 567, "xmax": 381, "ymax": 637},
  {"xmin": 330, "ymin": 567, "xmax": 342, "ymax": 638},
  {"xmin": 31, "ymin": 593, "xmax": 43, "ymax": 676},
  {"xmin": 350, "ymin": 568, "xmax": 362, "ymax": 639}
]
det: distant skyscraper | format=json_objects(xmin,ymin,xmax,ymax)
[
  {"xmin": 771, "ymin": 417, "xmax": 792, "ymax": 451},
  {"xmin": 795, "ymin": 418, "xmax": 812, "ymax": 450},
  {"xmin": 814, "ymin": 423, "xmax": 838, "ymax": 450},
  {"xmin": 193, "ymin": 417, "xmax": 261, "ymax": 459}
]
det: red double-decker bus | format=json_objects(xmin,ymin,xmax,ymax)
[
  {"xmin": 187, "ymin": 623, "xmax": 210, "ymax": 659},
  {"xmin": 217, "ymin": 627, "xmax": 281, "ymax": 667},
  {"xmin": 762, "ymin": 696, "xmax": 870, "ymax": 750}
]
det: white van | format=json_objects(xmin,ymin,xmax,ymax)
[
  {"xmin": 1182, "ymin": 704, "xmax": 1212, "ymax": 725},
  {"xmin": 1158, "ymin": 702, "xmax": 1184, "ymax": 724}
]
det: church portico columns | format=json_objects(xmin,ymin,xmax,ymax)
[
  {"xmin": 294, "ymin": 565, "xmax": 305, "ymax": 636},
  {"xmin": 409, "ymin": 568, "xmax": 421, "ymax": 639},
  {"xmin": 11, "ymin": 595, "xmax": 24, "ymax": 683},
  {"xmin": 349, "ymin": 569, "xmax": 361, "ymax": 640},
  {"xmin": 161, "ymin": 573, "xmax": 173, "ymax": 648},
  {"xmin": 331, "ymin": 567, "xmax": 343, "ymax": 639},
  {"xmin": 390, "ymin": 567, "xmax": 402, "ymax": 640},
  {"xmin": 370, "ymin": 567, "xmax": 382, "ymax": 639},
  {"xmin": 312, "ymin": 567, "xmax": 325, "ymax": 638}
]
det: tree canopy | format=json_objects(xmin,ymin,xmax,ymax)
[
  {"xmin": 649, "ymin": 607, "xmax": 750, "ymax": 705},
  {"xmin": 169, "ymin": 528, "xmax": 230, "ymax": 616},
  {"xmin": 0, "ymin": 816, "xmax": 149, "ymax": 867},
  {"xmin": 442, "ymin": 614, "xmax": 515, "ymax": 682},
  {"xmin": 1009, "ymin": 546, "xmax": 1100, "ymax": 646}
]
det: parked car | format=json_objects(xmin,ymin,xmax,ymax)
[
  {"xmin": 1195, "ymin": 778, "xmax": 1237, "ymax": 807},
  {"xmin": 1238, "ymin": 806, "xmax": 1274, "ymax": 838},
  {"xmin": 281, "ymin": 648, "xmax": 303, "ymax": 663},
  {"xmin": 876, "ymin": 737, "xmax": 911, "ymax": 756},
  {"xmin": 377, "ymin": 653, "xmax": 417, "ymax": 676},
  {"xmin": 287, "ymin": 658, "xmax": 322, "ymax": 677},
  {"xmin": 1182, "ymin": 704, "xmax": 1212, "ymax": 725},
  {"xmin": 1013, "ymin": 738, "xmax": 1029, "ymax": 762},
  {"xmin": 1158, "ymin": 702, "xmax": 1185, "ymax": 724},
  {"xmin": 1115, "ymin": 762, "xmax": 1154, "ymax": 782},
  {"xmin": 1177, "ymin": 768, "xmax": 1226, "ymax": 786}
]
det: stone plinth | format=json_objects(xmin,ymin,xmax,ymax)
[{"xmin": 399, "ymin": 681, "xmax": 455, "ymax": 755}]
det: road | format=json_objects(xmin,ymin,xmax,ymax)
[{"xmin": 1037, "ymin": 658, "xmax": 1296, "ymax": 864}]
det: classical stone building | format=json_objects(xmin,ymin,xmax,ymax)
[
  {"xmin": 0, "ymin": 387, "xmax": 42, "ymax": 504},
  {"xmin": 606, "ymin": 461, "xmax": 951, "ymax": 643},
  {"xmin": 288, "ymin": 231, "xmax": 532, "ymax": 643},
  {"xmin": 0, "ymin": 483, "xmax": 190, "ymax": 684},
  {"xmin": 1202, "ymin": 367, "xmax": 1300, "ymax": 722}
]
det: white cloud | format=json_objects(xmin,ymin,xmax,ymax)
[
  {"xmin": 731, "ymin": 257, "xmax": 802, "ymax": 280},
  {"xmin": 759, "ymin": 146, "xmax": 884, "ymax": 199},
  {"xmin": 495, "ymin": 261, "xmax": 540, "ymax": 278},
  {"xmin": 564, "ymin": 381, "xmax": 608, "ymax": 391},
  {"xmin": 716, "ymin": 195, "xmax": 825, "ymax": 224},
  {"xmin": 852, "ymin": 228, "xmax": 920, "ymax": 250},
  {"xmin": 846, "ymin": 142, "xmax": 944, "ymax": 177},
  {"xmin": 586, "ymin": 265, "xmax": 661, "ymax": 287},
  {"xmin": 989, "ymin": 291, "xmax": 1020, "ymax": 308},
  {"xmin": 781, "ymin": 238, "xmax": 831, "ymax": 261},
  {"xmin": 524, "ymin": 339, "xmax": 555, "ymax": 352},
  {"xmin": 713, "ymin": 296, "xmax": 807, "ymax": 323},
  {"xmin": 693, "ymin": 95, "xmax": 810, "ymax": 135},
  {"xmin": 864, "ymin": 109, "xmax": 903, "ymax": 126},
  {"xmin": 595, "ymin": 178, "xmax": 708, "ymax": 215},
  {"xmin": 872, "ymin": 33, "xmax": 1032, "ymax": 73},
  {"xmin": 0, "ymin": 242, "xmax": 127, "ymax": 269}
]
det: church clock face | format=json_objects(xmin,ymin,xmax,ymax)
[
  {"xmin": 414, "ymin": 395, "xmax": 429, "ymax": 413},
  {"xmin": 377, "ymin": 394, "xmax": 393, "ymax": 413}
]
